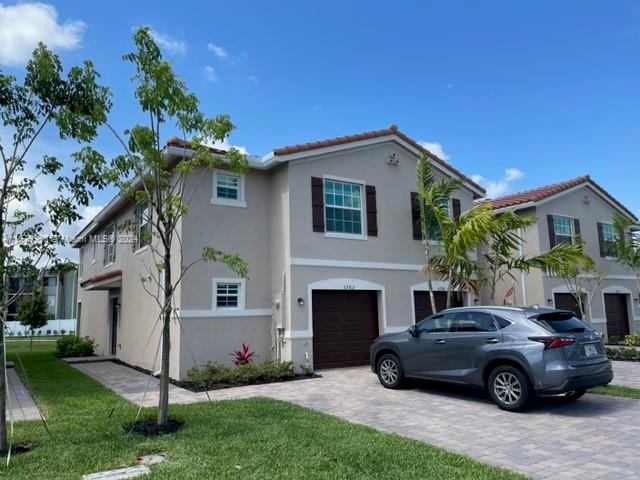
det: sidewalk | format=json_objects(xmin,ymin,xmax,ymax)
[{"xmin": 7, "ymin": 368, "xmax": 40, "ymax": 421}]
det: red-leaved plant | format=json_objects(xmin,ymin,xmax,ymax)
[{"xmin": 231, "ymin": 343, "xmax": 255, "ymax": 366}]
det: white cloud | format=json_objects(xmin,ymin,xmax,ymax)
[
  {"xmin": 471, "ymin": 168, "xmax": 524, "ymax": 198},
  {"xmin": 205, "ymin": 137, "xmax": 248, "ymax": 155},
  {"xmin": 207, "ymin": 43, "xmax": 228, "ymax": 60},
  {"xmin": 247, "ymin": 75, "xmax": 259, "ymax": 84},
  {"xmin": 149, "ymin": 28, "xmax": 186, "ymax": 55},
  {"xmin": 418, "ymin": 141, "xmax": 449, "ymax": 161},
  {"xmin": 0, "ymin": 2, "xmax": 85, "ymax": 66},
  {"xmin": 203, "ymin": 65, "xmax": 217, "ymax": 82}
]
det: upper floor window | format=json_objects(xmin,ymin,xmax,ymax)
[
  {"xmin": 135, "ymin": 201, "xmax": 151, "ymax": 250},
  {"xmin": 104, "ymin": 224, "xmax": 116, "ymax": 265},
  {"xmin": 79, "ymin": 246, "xmax": 84, "ymax": 278},
  {"xmin": 43, "ymin": 276, "xmax": 57, "ymax": 287},
  {"xmin": 324, "ymin": 179, "xmax": 363, "ymax": 235},
  {"xmin": 212, "ymin": 170, "xmax": 246, "ymax": 207},
  {"xmin": 552, "ymin": 215, "xmax": 574, "ymax": 244},
  {"xmin": 600, "ymin": 223, "xmax": 617, "ymax": 257}
]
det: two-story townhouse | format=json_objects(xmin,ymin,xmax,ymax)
[
  {"xmin": 485, "ymin": 175, "xmax": 640, "ymax": 340},
  {"xmin": 73, "ymin": 125, "xmax": 485, "ymax": 379}
]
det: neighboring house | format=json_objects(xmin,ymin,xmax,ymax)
[
  {"xmin": 6, "ymin": 266, "xmax": 78, "ymax": 334},
  {"xmin": 485, "ymin": 175, "xmax": 640, "ymax": 340},
  {"xmin": 73, "ymin": 125, "xmax": 485, "ymax": 379}
]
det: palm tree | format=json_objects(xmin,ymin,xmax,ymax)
[
  {"xmin": 424, "ymin": 202, "xmax": 495, "ymax": 308},
  {"xmin": 482, "ymin": 209, "xmax": 590, "ymax": 304},
  {"xmin": 415, "ymin": 153, "xmax": 461, "ymax": 314},
  {"xmin": 610, "ymin": 212, "xmax": 640, "ymax": 296}
]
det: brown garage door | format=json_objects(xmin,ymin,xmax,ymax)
[
  {"xmin": 554, "ymin": 293, "xmax": 584, "ymax": 319},
  {"xmin": 312, "ymin": 290, "xmax": 379, "ymax": 369},
  {"xmin": 604, "ymin": 293, "xmax": 630, "ymax": 339},
  {"xmin": 414, "ymin": 291, "xmax": 463, "ymax": 323}
]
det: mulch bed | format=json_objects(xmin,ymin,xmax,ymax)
[
  {"xmin": 1, "ymin": 441, "xmax": 36, "ymax": 457},
  {"xmin": 111, "ymin": 358, "xmax": 320, "ymax": 393},
  {"xmin": 124, "ymin": 419, "xmax": 184, "ymax": 436}
]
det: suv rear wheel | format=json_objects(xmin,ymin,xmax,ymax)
[
  {"xmin": 376, "ymin": 353, "xmax": 404, "ymax": 389},
  {"xmin": 488, "ymin": 365, "xmax": 533, "ymax": 412}
]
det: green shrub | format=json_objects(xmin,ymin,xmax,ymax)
[
  {"xmin": 624, "ymin": 333, "xmax": 640, "ymax": 347},
  {"xmin": 187, "ymin": 360, "xmax": 295, "ymax": 388},
  {"xmin": 606, "ymin": 346, "xmax": 640, "ymax": 360},
  {"xmin": 55, "ymin": 336, "xmax": 95, "ymax": 358}
]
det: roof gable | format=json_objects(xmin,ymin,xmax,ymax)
[{"xmin": 486, "ymin": 175, "xmax": 638, "ymax": 222}]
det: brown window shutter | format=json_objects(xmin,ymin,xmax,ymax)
[
  {"xmin": 597, "ymin": 222, "xmax": 606, "ymax": 257},
  {"xmin": 311, "ymin": 177, "xmax": 325, "ymax": 232},
  {"xmin": 547, "ymin": 215, "xmax": 557, "ymax": 248},
  {"xmin": 452, "ymin": 198, "xmax": 461, "ymax": 220},
  {"xmin": 365, "ymin": 185, "xmax": 378, "ymax": 237},
  {"xmin": 573, "ymin": 218, "xmax": 581, "ymax": 240},
  {"xmin": 411, "ymin": 192, "xmax": 421, "ymax": 240}
]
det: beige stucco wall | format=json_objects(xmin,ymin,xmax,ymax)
[{"xmin": 488, "ymin": 184, "xmax": 639, "ymax": 337}]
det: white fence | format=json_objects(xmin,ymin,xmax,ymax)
[{"xmin": 5, "ymin": 318, "xmax": 76, "ymax": 336}]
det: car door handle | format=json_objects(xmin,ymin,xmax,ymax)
[
  {"xmin": 435, "ymin": 339, "xmax": 446, "ymax": 345},
  {"xmin": 485, "ymin": 338, "xmax": 499, "ymax": 344}
]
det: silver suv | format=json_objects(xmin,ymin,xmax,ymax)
[{"xmin": 370, "ymin": 306, "xmax": 613, "ymax": 411}]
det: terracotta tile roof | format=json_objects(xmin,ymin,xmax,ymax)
[
  {"xmin": 272, "ymin": 124, "xmax": 485, "ymax": 194},
  {"xmin": 80, "ymin": 269, "xmax": 122, "ymax": 288},
  {"xmin": 166, "ymin": 136, "xmax": 227, "ymax": 155},
  {"xmin": 485, "ymin": 175, "xmax": 638, "ymax": 221}
]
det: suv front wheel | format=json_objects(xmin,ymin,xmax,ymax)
[
  {"xmin": 488, "ymin": 365, "xmax": 533, "ymax": 412},
  {"xmin": 376, "ymin": 353, "xmax": 404, "ymax": 389}
]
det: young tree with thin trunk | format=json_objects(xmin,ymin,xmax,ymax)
[
  {"xmin": 415, "ymin": 154, "xmax": 461, "ymax": 314},
  {"xmin": 0, "ymin": 44, "xmax": 110, "ymax": 455},
  {"xmin": 104, "ymin": 28, "xmax": 248, "ymax": 427},
  {"xmin": 18, "ymin": 288, "xmax": 49, "ymax": 350}
]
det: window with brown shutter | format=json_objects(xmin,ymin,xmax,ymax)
[
  {"xmin": 411, "ymin": 192, "xmax": 421, "ymax": 240},
  {"xmin": 573, "ymin": 218, "xmax": 581, "ymax": 238},
  {"xmin": 547, "ymin": 215, "xmax": 556, "ymax": 248},
  {"xmin": 452, "ymin": 198, "xmax": 461, "ymax": 220},
  {"xmin": 597, "ymin": 222, "xmax": 606, "ymax": 257},
  {"xmin": 311, "ymin": 177, "xmax": 324, "ymax": 232},
  {"xmin": 365, "ymin": 185, "xmax": 378, "ymax": 237}
]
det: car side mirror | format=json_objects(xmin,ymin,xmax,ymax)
[{"xmin": 408, "ymin": 325, "xmax": 419, "ymax": 337}]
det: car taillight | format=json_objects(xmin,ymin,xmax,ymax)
[{"xmin": 529, "ymin": 336, "xmax": 576, "ymax": 349}]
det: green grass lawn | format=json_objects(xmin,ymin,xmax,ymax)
[
  {"xmin": 4, "ymin": 344, "xmax": 526, "ymax": 479},
  {"xmin": 589, "ymin": 384, "xmax": 640, "ymax": 399},
  {"xmin": 6, "ymin": 337, "xmax": 62, "ymax": 354}
]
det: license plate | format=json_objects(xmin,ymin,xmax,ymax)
[{"xmin": 584, "ymin": 343, "xmax": 598, "ymax": 357}]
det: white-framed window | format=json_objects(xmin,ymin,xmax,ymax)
[
  {"xmin": 91, "ymin": 240, "xmax": 96, "ymax": 264},
  {"xmin": 213, "ymin": 278, "xmax": 245, "ymax": 310},
  {"xmin": 43, "ymin": 276, "xmax": 57, "ymax": 287},
  {"xmin": 324, "ymin": 178, "xmax": 364, "ymax": 236},
  {"xmin": 104, "ymin": 223, "xmax": 116, "ymax": 265},
  {"xmin": 553, "ymin": 215, "xmax": 573, "ymax": 244},
  {"xmin": 212, "ymin": 170, "xmax": 246, "ymax": 207},
  {"xmin": 135, "ymin": 201, "xmax": 151, "ymax": 250},
  {"xmin": 601, "ymin": 223, "xmax": 617, "ymax": 257}
]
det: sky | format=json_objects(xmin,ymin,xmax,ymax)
[{"xmin": 1, "ymin": 1, "xmax": 639, "ymax": 260}]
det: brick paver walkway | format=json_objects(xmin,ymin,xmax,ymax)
[
  {"xmin": 610, "ymin": 361, "xmax": 640, "ymax": 389},
  {"xmin": 7, "ymin": 368, "xmax": 40, "ymax": 421},
  {"xmin": 74, "ymin": 361, "xmax": 640, "ymax": 479}
]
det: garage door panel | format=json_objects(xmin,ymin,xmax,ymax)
[
  {"xmin": 312, "ymin": 290, "xmax": 379, "ymax": 369},
  {"xmin": 554, "ymin": 293, "xmax": 584, "ymax": 319},
  {"xmin": 414, "ymin": 291, "xmax": 463, "ymax": 323},
  {"xmin": 604, "ymin": 294, "xmax": 630, "ymax": 338}
]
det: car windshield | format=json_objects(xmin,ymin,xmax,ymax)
[{"xmin": 534, "ymin": 312, "xmax": 593, "ymax": 333}]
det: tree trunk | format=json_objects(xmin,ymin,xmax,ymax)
[
  {"xmin": 445, "ymin": 268, "xmax": 453, "ymax": 309},
  {"xmin": 423, "ymin": 244, "xmax": 437, "ymax": 315},
  {"xmin": 0, "ymin": 323, "xmax": 6, "ymax": 455},
  {"xmin": 31, "ymin": 331, "xmax": 34, "ymax": 351},
  {"xmin": 157, "ymin": 250, "xmax": 172, "ymax": 426}
]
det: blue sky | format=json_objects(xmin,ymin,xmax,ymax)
[{"xmin": 2, "ymin": 1, "xmax": 639, "ymax": 246}]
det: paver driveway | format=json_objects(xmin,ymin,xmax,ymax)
[{"xmin": 75, "ymin": 361, "xmax": 640, "ymax": 480}]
